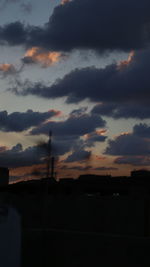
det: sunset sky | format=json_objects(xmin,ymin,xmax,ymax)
[{"xmin": 0, "ymin": 0, "xmax": 149, "ymax": 182}]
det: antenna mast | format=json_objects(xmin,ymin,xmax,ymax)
[{"xmin": 47, "ymin": 130, "xmax": 52, "ymax": 179}]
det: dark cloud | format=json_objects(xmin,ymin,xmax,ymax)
[
  {"xmin": 41, "ymin": 0, "xmax": 150, "ymax": 52},
  {"xmin": 0, "ymin": 143, "xmax": 46, "ymax": 168},
  {"xmin": 0, "ymin": 0, "xmax": 150, "ymax": 52},
  {"xmin": 30, "ymin": 113, "xmax": 106, "ymax": 136},
  {"xmin": 70, "ymin": 107, "xmax": 88, "ymax": 117},
  {"xmin": 0, "ymin": 21, "xmax": 30, "ymax": 46},
  {"xmin": 105, "ymin": 123, "xmax": 150, "ymax": 157},
  {"xmin": 92, "ymin": 103, "xmax": 150, "ymax": 119},
  {"xmin": 105, "ymin": 133, "xmax": 150, "ymax": 156},
  {"xmin": 0, "ymin": 109, "xmax": 59, "ymax": 132},
  {"xmin": 133, "ymin": 123, "xmax": 150, "ymax": 138},
  {"xmin": 84, "ymin": 131, "xmax": 107, "ymax": 147},
  {"xmin": 51, "ymin": 136, "xmax": 79, "ymax": 156},
  {"xmin": 60, "ymin": 165, "xmax": 92, "ymax": 171},
  {"xmin": 65, "ymin": 149, "xmax": 91, "ymax": 163},
  {"xmin": 115, "ymin": 156, "xmax": 150, "ymax": 166},
  {"xmin": 12, "ymin": 49, "xmax": 150, "ymax": 117},
  {"xmin": 30, "ymin": 111, "xmax": 107, "ymax": 161}
]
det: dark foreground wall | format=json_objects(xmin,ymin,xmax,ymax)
[
  {"xmin": 12, "ymin": 194, "xmax": 147, "ymax": 236},
  {"xmin": 22, "ymin": 229, "xmax": 150, "ymax": 267},
  {"xmin": 9, "ymin": 193, "xmax": 150, "ymax": 266}
]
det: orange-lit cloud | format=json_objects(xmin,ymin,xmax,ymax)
[
  {"xmin": 61, "ymin": 0, "xmax": 70, "ymax": 5},
  {"xmin": 113, "ymin": 131, "xmax": 130, "ymax": 139},
  {"xmin": 117, "ymin": 51, "xmax": 135, "ymax": 69},
  {"xmin": 95, "ymin": 129, "xmax": 107, "ymax": 136},
  {"xmin": 10, "ymin": 163, "xmax": 46, "ymax": 183},
  {"xmin": 23, "ymin": 47, "xmax": 63, "ymax": 67},
  {"xmin": 83, "ymin": 129, "xmax": 107, "ymax": 140},
  {"xmin": 0, "ymin": 63, "xmax": 16, "ymax": 74},
  {"xmin": 48, "ymin": 109, "xmax": 62, "ymax": 117}
]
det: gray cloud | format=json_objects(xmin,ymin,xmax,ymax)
[
  {"xmin": 105, "ymin": 133, "xmax": 150, "ymax": 156},
  {"xmin": 115, "ymin": 156, "xmax": 150, "ymax": 166},
  {"xmin": 30, "ymin": 112, "xmax": 106, "ymax": 136},
  {"xmin": 20, "ymin": 2, "xmax": 32, "ymax": 14},
  {"xmin": 12, "ymin": 48, "xmax": 150, "ymax": 120},
  {"xmin": 92, "ymin": 103, "xmax": 150, "ymax": 119},
  {"xmin": 60, "ymin": 165, "xmax": 92, "ymax": 171},
  {"xmin": 105, "ymin": 123, "xmax": 150, "ymax": 167},
  {"xmin": 0, "ymin": 109, "xmax": 60, "ymax": 132},
  {"xmin": 65, "ymin": 149, "xmax": 91, "ymax": 163},
  {"xmin": 133, "ymin": 123, "xmax": 150, "ymax": 138},
  {"xmin": 38, "ymin": 0, "xmax": 150, "ymax": 52},
  {"xmin": 0, "ymin": 0, "xmax": 32, "ymax": 14},
  {"xmin": 0, "ymin": 0, "xmax": 150, "ymax": 53},
  {"xmin": 0, "ymin": 21, "xmax": 30, "ymax": 46},
  {"xmin": 0, "ymin": 143, "xmax": 46, "ymax": 168}
]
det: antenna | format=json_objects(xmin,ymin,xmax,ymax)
[{"xmin": 46, "ymin": 130, "xmax": 52, "ymax": 179}]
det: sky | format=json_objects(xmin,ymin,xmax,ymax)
[{"xmin": 0, "ymin": 0, "xmax": 149, "ymax": 182}]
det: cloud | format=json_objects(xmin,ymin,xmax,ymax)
[
  {"xmin": 12, "ymin": 48, "xmax": 150, "ymax": 116},
  {"xmin": 28, "ymin": 111, "xmax": 107, "ymax": 161},
  {"xmin": 105, "ymin": 132, "xmax": 150, "ymax": 156},
  {"xmin": 60, "ymin": 165, "xmax": 92, "ymax": 171},
  {"xmin": 65, "ymin": 149, "xmax": 91, "ymax": 163},
  {"xmin": 0, "ymin": 21, "xmax": 30, "ymax": 46},
  {"xmin": 114, "ymin": 156, "xmax": 150, "ymax": 166},
  {"xmin": 0, "ymin": 0, "xmax": 32, "ymax": 14},
  {"xmin": 133, "ymin": 123, "xmax": 150, "ymax": 138},
  {"xmin": 105, "ymin": 123, "xmax": 150, "ymax": 167},
  {"xmin": 92, "ymin": 102, "xmax": 150, "ymax": 119},
  {"xmin": 117, "ymin": 51, "xmax": 135, "ymax": 69},
  {"xmin": 0, "ymin": 0, "xmax": 150, "ymax": 53},
  {"xmin": 83, "ymin": 130, "xmax": 107, "ymax": 147},
  {"xmin": 28, "ymin": 0, "xmax": 150, "ymax": 52},
  {"xmin": 22, "ymin": 47, "xmax": 64, "ymax": 67},
  {"xmin": 20, "ymin": 2, "xmax": 32, "ymax": 14},
  {"xmin": 0, "ymin": 63, "xmax": 16, "ymax": 76},
  {"xmin": 0, "ymin": 109, "xmax": 60, "ymax": 132},
  {"xmin": 0, "ymin": 143, "xmax": 46, "ymax": 168},
  {"xmin": 30, "ymin": 112, "xmax": 106, "ymax": 136},
  {"xmin": 61, "ymin": 0, "xmax": 71, "ymax": 5},
  {"xmin": 0, "ymin": 0, "xmax": 19, "ymax": 10}
]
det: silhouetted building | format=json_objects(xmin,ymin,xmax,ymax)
[
  {"xmin": 0, "ymin": 167, "xmax": 9, "ymax": 186},
  {"xmin": 131, "ymin": 170, "xmax": 150, "ymax": 178}
]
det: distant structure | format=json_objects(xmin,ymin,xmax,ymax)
[
  {"xmin": 131, "ymin": 169, "xmax": 150, "ymax": 178},
  {"xmin": 0, "ymin": 167, "xmax": 9, "ymax": 186}
]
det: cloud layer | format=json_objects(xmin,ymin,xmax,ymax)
[
  {"xmin": 105, "ymin": 123, "xmax": 150, "ymax": 166},
  {"xmin": 12, "ymin": 48, "xmax": 150, "ymax": 119},
  {"xmin": 0, "ymin": 109, "xmax": 60, "ymax": 132},
  {"xmin": 0, "ymin": 0, "xmax": 150, "ymax": 53},
  {"xmin": 0, "ymin": 143, "xmax": 45, "ymax": 168}
]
